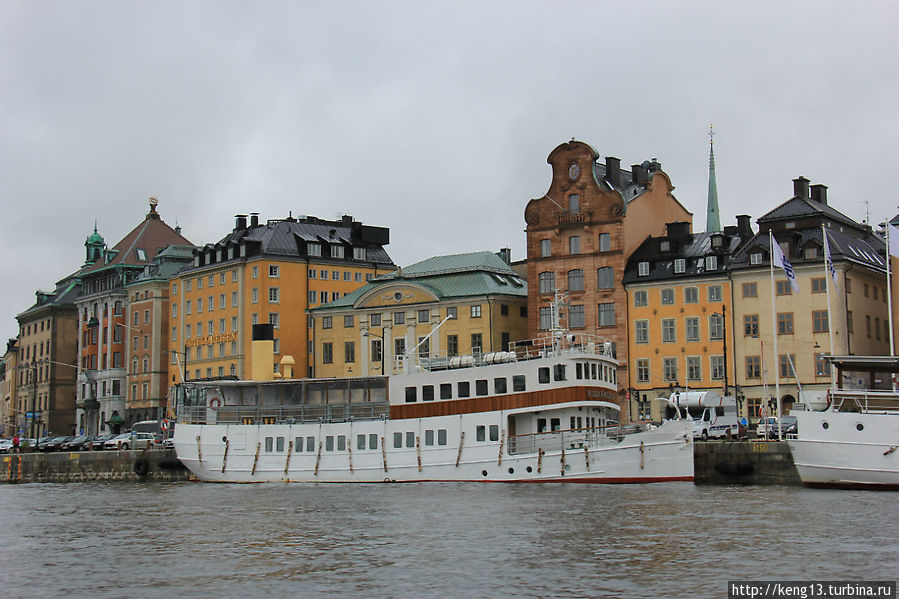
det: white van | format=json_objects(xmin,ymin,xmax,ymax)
[{"xmin": 663, "ymin": 390, "xmax": 740, "ymax": 441}]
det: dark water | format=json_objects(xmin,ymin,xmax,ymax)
[{"xmin": 0, "ymin": 482, "xmax": 895, "ymax": 598}]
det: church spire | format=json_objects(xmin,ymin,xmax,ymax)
[{"xmin": 706, "ymin": 124, "xmax": 721, "ymax": 233}]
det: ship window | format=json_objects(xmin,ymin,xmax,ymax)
[
  {"xmin": 856, "ymin": 423, "xmax": 864, "ymax": 431},
  {"xmin": 476, "ymin": 425, "xmax": 486, "ymax": 442},
  {"xmin": 325, "ymin": 436, "xmax": 334, "ymax": 451},
  {"xmin": 405, "ymin": 387, "xmax": 417, "ymax": 403},
  {"xmin": 306, "ymin": 437, "xmax": 315, "ymax": 452},
  {"xmin": 357, "ymin": 434, "xmax": 366, "ymax": 450},
  {"xmin": 476, "ymin": 379, "xmax": 488, "ymax": 396},
  {"xmin": 537, "ymin": 418, "xmax": 547, "ymax": 433},
  {"xmin": 576, "ymin": 363, "xmax": 583, "ymax": 379},
  {"xmin": 422, "ymin": 385, "xmax": 434, "ymax": 401},
  {"xmin": 458, "ymin": 381, "xmax": 470, "ymax": 398},
  {"xmin": 265, "ymin": 437, "xmax": 273, "ymax": 452},
  {"xmin": 538, "ymin": 368, "xmax": 550, "ymax": 384},
  {"xmin": 276, "ymin": 437, "xmax": 284, "ymax": 452},
  {"xmin": 591, "ymin": 364, "xmax": 598, "ymax": 379},
  {"xmin": 393, "ymin": 432, "xmax": 403, "ymax": 448},
  {"xmin": 553, "ymin": 364, "xmax": 567, "ymax": 381},
  {"xmin": 440, "ymin": 383, "xmax": 452, "ymax": 400},
  {"xmin": 369, "ymin": 434, "xmax": 378, "ymax": 449},
  {"xmin": 295, "ymin": 437, "xmax": 303, "ymax": 451},
  {"xmin": 405, "ymin": 432, "xmax": 415, "ymax": 448},
  {"xmin": 513, "ymin": 375, "xmax": 526, "ymax": 392},
  {"xmin": 438, "ymin": 429, "xmax": 447, "ymax": 445},
  {"xmin": 551, "ymin": 418, "xmax": 560, "ymax": 431},
  {"xmin": 337, "ymin": 435, "xmax": 346, "ymax": 451},
  {"xmin": 425, "ymin": 430, "xmax": 434, "ymax": 446},
  {"xmin": 489, "ymin": 425, "xmax": 499, "ymax": 441},
  {"xmin": 494, "ymin": 377, "xmax": 507, "ymax": 394}
]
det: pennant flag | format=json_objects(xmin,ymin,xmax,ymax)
[
  {"xmin": 888, "ymin": 223, "xmax": 899, "ymax": 259},
  {"xmin": 772, "ymin": 238, "xmax": 799, "ymax": 292},
  {"xmin": 822, "ymin": 229, "xmax": 838, "ymax": 288}
]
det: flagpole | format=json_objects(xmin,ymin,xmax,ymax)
[
  {"xmin": 822, "ymin": 225, "xmax": 836, "ymax": 389},
  {"xmin": 887, "ymin": 221, "xmax": 896, "ymax": 391},
  {"xmin": 769, "ymin": 231, "xmax": 782, "ymax": 441}
]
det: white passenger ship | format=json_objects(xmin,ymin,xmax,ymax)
[{"xmin": 173, "ymin": 330, "xmax": 693, "ymax": 484}]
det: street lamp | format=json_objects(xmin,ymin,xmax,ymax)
[
  {"xmin": 711, "ymin": 305, "xmax": 728, "ymax": 396},
  {"xmin": 362, "ymin": 330, "xmax": 384, "ymax": 374}
]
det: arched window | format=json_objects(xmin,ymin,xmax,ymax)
[
  {"xmin": 131, "ymin": 358, "xmax": 139, "ymax": 375},
  {"xmin": 597, "ymin": 267, "xmax": 614, "ymax": 290},
  {"xmin": 567, "ymin": 269, "xmax": 584, "ymax": 292},
  {"xmin": 538, "ymin": 272, "xmax": 555, "ymax": 294},
  {"xmin": 142, "ymin": 356, "xmax": 149, "ymax": 373}
]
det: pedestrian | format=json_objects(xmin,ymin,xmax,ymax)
[{"xmin": 12, "ymin": 433, "xmax": 20, "ymax": 453}]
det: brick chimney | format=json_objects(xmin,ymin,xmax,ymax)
[
  {"xmin": 793, "ymin": 177, "xmax": 810, "ymax": 200},
  {"xmin": 810, "ymin": 184, "xmax": 828, "ymax": 205},
  {"xmin": 605, "ymin": 156, "xmax": 621, "ymax": 188},
  {"xmin": 736, "ymin": 214, "xmax": 753, "ymax": 241}
]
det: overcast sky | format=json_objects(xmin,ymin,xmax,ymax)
[{"xmin": 2, "ymin": 1, "xmax": 898, "ymax": 343}]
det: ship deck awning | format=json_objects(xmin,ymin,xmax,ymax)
[{"xmin": 823, "ymin": 355, "xmax": 899, "ymax": 373}]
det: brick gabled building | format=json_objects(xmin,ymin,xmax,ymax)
[{"xmin": 524, "ymin": 140, "xmax": 692, "ymax": 416}]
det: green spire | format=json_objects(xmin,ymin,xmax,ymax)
[{"xmin": 706, "ymin": 124, "xmax": 721, "ymax": 233}]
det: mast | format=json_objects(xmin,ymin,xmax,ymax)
[
  {"xmin": 769, "ymin": 231, "xmax": 782, "ymax": 441},
  {"xmin": 706, "ymin": 124, "xmax": 721, "ymax": 233},
  {"xmin": 822, "ymin": 225, "xmax": 837, "ymax": 389}
]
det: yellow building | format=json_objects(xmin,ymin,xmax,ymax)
[
  {"xmin": 168, "ymin": 214, "xmax": 393, "ymax": 389},
  {"xmin": 624, "ymin": 222, "xmax": 745, "ymax": 420},
  {"xmin": 311, "ymin": 251, "xmax": 529, "ymax": 378}
]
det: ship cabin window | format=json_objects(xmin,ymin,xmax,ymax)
[
  {"xmin": 406, "ymin": 432, "xmax": 415, "ymax": 448},
  {"xmin": 438, "ymin": 429, "xmax": 447, "ymax": 445},
  {"xmin": 337, "ymin": 435, "xmax": 346, "ymax": 451},
  {"xmin": 537, "ymin": 418, "xmax": 547, "ymax": 433},
  {"xmin": 369, "ymin": 434, "xmax": 378, "ymax": 449},
  {"xmin": 576, "ymin": 363, "xmax": 583, "ymax": 379},
  {"xmin": 553, "ymin": 364, "xmax": 567, "ymax": 381},
  {"xmin": 393, "ymin": 432, "xmax": 403, "ymax": 448},
  {"xmin": 295, "ymin": 437, "xmax": 303, "ymax": 451},
  {"xmin": 405, "ymin": 387, "xmax": 417, "ymax": 403},
  {"xmin": 325, "ymin": 436, "xmax": 334, "ymax": 451},
  {"xmin": 489, "ymin": 425, "xmax": 499, "ymax": 441},
  {"xmin": 513, "ymin": 375, "xmax": 526, "ymax": 392},
  {"xmin": 494, "ymin": 377, "xmax": 507, "ymax": 394},
  {"xmin": 440, "ymin": 383, "xmax": 452, "ymax": 399},
  {"xmin": 357, "ymin": 434, "xmax": 366, "ymax": 450},
  {"xmin": 265, "ymin": 437, "xmax": 274, "ymax": 452},
  {"xmin": 425, "ymin": 430, "xmax": 434, "ymax": 446},
  {"xmin": 422, "ymin": 385, "xmax": 434, "ymax": 401},
  {"xmin": 476, "ymin": 379, "xmax": 488, "ymax": 396},
  {"xmin": 306, "ymin": 437, "xmax": 315, "ymax": 452},
  {"xmin": 591, "ymin": 363, "xmax": 598, "ymax": 379},
  {"xmin": 551, "ymin": 418, "xmax": 561, "ymax": 431},
  {"xmin": 458, "ymin": 381, "xmax": 470, "ymax": 398},
  {"xmin": 276, "ymin": 437, "xmax": 284, "ymax": 452},
  {"xmin": 538, "ymin": 367, "xmax": 550, "ymax": 384},
  {"xmin": 476, "ymin": 425, "xmax": 486, "ymax": 442}
]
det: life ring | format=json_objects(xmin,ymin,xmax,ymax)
[
  {"xmin": 133, "ymin": 458, "xmax": 150, "ymax": 476},
  {"xmin": 209, "ymin": 398, "xmax": 221, "ymax": 408}
]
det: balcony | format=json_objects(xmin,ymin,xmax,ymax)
[{"xmin": 558, "ymin": 211, "xmax": 591, "ymax": 226}]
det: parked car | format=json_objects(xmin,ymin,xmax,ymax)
[
  {"xmin": 757, "ymin": 416, "xmax": 798, "ymax": 438},
  {"xmin": 0, "ymin": 439, "xmax": 13, "ymax": 453},
  {"xmin": 61, "ymin": 436, "xmax": 92, "ymax": 451},
  {"xmin": 36, "ymin": 436, "xmax": 60, "ymax": 452},
  {"xmin": 90, "ymin": 434, "xmax": 115, "ymax": 450},
  {"xmin": 43, "ymin": 436, "xmax": 75, "ymax": 452},
  {"xmin": 104, "ymin": 432, "xmax": 157, "ymax": 450}
]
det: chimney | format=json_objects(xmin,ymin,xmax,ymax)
[
  {"xmin": 810, "ymin": 184, "xmax": 828, "ymax": 205},
  {"xmin": 175, "ymin": 225, "xmax": 182, "ymax": 235},
  {"xmin": 631, "ymin": 164, "xmax": 649, "ymax": 186},
  {"xmin": 342, "ymin": 215, "xmax": 353, "ymax": 227},
  {"xmin": 235, "ymin": 214, "xmax": 248, "ymax": 231},
  {"xmin": 250, "ymin": 324, "xmax": 275, "ymax": 381},
  {"xmin": 793, "ymin": 176, "xmax": 810, "ymax": 200},
  {"xmin": 736, "ymin": 214, "xmax": 753, "ymax": 241},
  {"xmin": 280, "ymin": 355, "xmax": 295, "ymax": 379},
  {"xmin": 605, "ymin": 157, "xmax": 621, "ymax": 188},
  {"xmin": 250, "ymin": 213, "xmax": 259, "ymax": 227},
  {"xmin": 497, "ymin": 248, "xmax": 511, "ymax": 265},
  {"xmin": 666, "ymin": 221, "xmax": 691, "ymax": 242}
]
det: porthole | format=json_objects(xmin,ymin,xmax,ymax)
[
  {"xmin": 508, "ymin": 467, "xmax": 514, "ymax": 474},
  {"xmin": 856, "ymin": 423, "xmax": 864, "ymax": 431},
  {"xmin": 526, "ymin": 466, "xmax": 533, "ymax": 473},
  {"xmin": 481, "ymin": 470, "xmax": 488, "ymax": 477},
  {"xmin": 822, "ymin": 422, "xmax": 829, "ymax": 430},
  {"xmin": 564, "ymin": 464, "xmax": 571, "ymax": 472}
]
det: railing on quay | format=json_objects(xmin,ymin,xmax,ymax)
[{"xmin": 178, "ymin": 402, "xmax": 390, "ymax": 425}]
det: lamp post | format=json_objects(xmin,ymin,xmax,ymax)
[
  {"xmin": 711, "ymin": 305, "xmax": 728, "ymax": 396},
  {"xmin": 362, "ymin": 330, "xmax": 384, "ymax": 374}
]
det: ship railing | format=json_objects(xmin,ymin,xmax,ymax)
[
  {"xmin": 830, "ymin": 389, "xmax": 899, "ymax": 414},
  {"xmin": 507, "ymin": 422, "xmax": 651, "ymax": 455},
  {"xmin": 177, "ymin": 402, "xmax": 390, "ymax": 425}
]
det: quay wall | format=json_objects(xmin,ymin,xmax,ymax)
[
  {"xmin": 2, "ymin": 449, "xmax": 191, "ymax": 484},
  {"xmin": 694, "ymin": 440, "xmax": 801, "ymax": 486}
]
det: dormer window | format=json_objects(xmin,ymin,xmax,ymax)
[
  {"xmin": 136, "ymin": 249, "xmax": 147, "ymax": 261},
  {"xmin": 711, "ymin": 235, "xmax": 723, "ymax": 249},
  {"xmin": 638, "ymin": 262, "xmax": 650, "ymax": 277},
  {"xmin": 750, "ymin": 252, "xmax": 763, "ymax": 265},
  {"xmin": 674, "ymin": 259, "xmax": 685, "ymax": 273},
  {"xmin": 331, "ymin": 245, "xmax": 344, "ymax": 258},
  {"xmin": 308, "ymin": 242, "xmax": 321, "ymax": 257},
  {"xmin": 660, "ymin": 240, "xmax": 671, "ymax": 252},
  {"xmin": 705, "ymin": 256, "xmax": 718, "ymax": 270},
  {"xmin": 804, "ymin": 247, "xmax": 819, "ymax": 259}
]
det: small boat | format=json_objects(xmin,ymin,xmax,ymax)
[
  {"xmin": 173, "ymin": 305, "xmax": 693, "ymax": 483},
  {"xmin": 787, "ymin": 356, "xmax": 899, "ymax": 490}
]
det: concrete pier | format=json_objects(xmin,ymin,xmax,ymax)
[
  {"xmin": 694, "ymin": 440, "xmax": 801, "ymax": 486},
  {"xmin": 2, "ymin": 449, "xmax": 190, "ymax": 483}
]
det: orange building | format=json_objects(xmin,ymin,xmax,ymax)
[{"xmin": 168, "ymin": 214, "xmax": 393, "ymax": 388}]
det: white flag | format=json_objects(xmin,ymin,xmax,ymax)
[
  {"xmin": 772, "ymin": 237, "xmax": 799, "ymax": 293},
  {"xmin": 822, "ymin": 229, "xmax": 838, "ymax": 288},
  {"xmin": 888, "ymin": 223, "xmax": 899, "ymax": 259}
]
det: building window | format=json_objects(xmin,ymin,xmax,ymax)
[
  {"xmin": 268, "ymin": 313, "xmax": 279, "ymax": 328},
  {"xmin": 268, "ymin": 288, "xmax": 279, "ymax": 303},
  {"xmin": 596, "ymin": 267, "xmax": 613, "ymax": 290},
  {"xmin": 568, "ymin": 269, "xmax": 584, "ymax": 292},
  {"xmin": 232, "ymin": 291, "xmax": 238, "ymax": 307},
  {"xmin": 392, "ymin": 312, "xmax": 405, "ymax": 325},
  {"xmin": 471, "ymin": 333, "xmax": 482, "ymax": 353},
  {"xmin": 344, "ymin": 315, "xmax": 354, "ymax": 328},
  {"xmin": 687, "ymin": 356, "xmax": 701, "ymax": 382},
  {"xmin": 779, "ymin": 354, "xmax": 796, "ymax": 378},
  {"xmin": 269, "ymin": 265, "xmax": 279, "ymax": 278},
  {"xmin": 705, "ymin": 256, "xmax": 718, "ymax": 271},
  {"xmin": 661, "ymin": 288, "xmax": 675, "ymax": 305},
  {"xmin": 635, "ymin": 320, "xmax": 649, "ymax": 344},
  {"xmin": 812, "ymin": 310, "xmax": 829, "ymax": 333},
  {"xmin": 742, "ymin": 282, "xmax": 758, "ymax": 298},
  {"xmin": 750, "ymin": 252, "xmax": 762, "ymax": 265},
  {"xmin": 866, "ymin": 315, "xmax": 871, "ymax": 337},
  {"xmin": 815, "ymin": 353, "xmax": 828, "ymax": 377},
  {"xmin": 634, "ymin": 290, "xmax": 648, "ymax": 307},
  {"xmin": 662, "ymin": 318, "xmax": 676, "ymax": 343},
  {"xmin": 710, "ymin": 356, "xmax": 724, "ymax": 380},
  {"xmin": 776, "ymin": 280, "xmax": 792, "ymax": 296},
  {"xmin": 371, "ymin": 313, "xmax": 382, "ymax": 326},
  {"xmin": 539, "ymin": 239, "xmax": 551, "ymax": 257},
  {"xmin": 307, "ymin": 243, "xmax": 321, "ymax": 257},
  {"xmin": 538, "ymin": 272, "xmax": 555, "ymax": 294},
  {"xmin": 811, "ymin": 277, "xmax": 826, "ymax": 293},
  {"xmin": 684, "ymin": 287, "xmax": 699, "ymax": 303},
  {"xmin": 568, "ymin": 305, "xmax": 585, "ymax": 328},
  {"xmin": 445, "ymin": 308, "xmax": 456, "ymax": 320},
  {"xmin": 568, "ymin": 193, "xmax": 580, "ymax": 213},
  {"xmin": 636, "ymin": 359, "xmax": 650, "ymax": 383},
  {"xmin": 471, "ymin": 305, "xmax": 482, "ymax": 318},
  {"xmin": 446, "ymin": 335, "xmax": 458, "ymax": 357},
  {"xmin": 685, "ymin": 317, "xmax": 700, "ymax": 341},
  {"xmin": 322, "ymin": 316, "xmax": 332, "ymax": 329},
  {"xmin": 674, "ymin": 259, "xmax": 686, "ymax": 273},
  {"xmin": 598, "ymin": 233, "xmax": 611, "ymax": 252},
  {"xmin": 251, "ymin": 266, "xmax": 258, "ymax": 279},
  {"xmin": 331, "ymin": 245, "xmax": 344, "ymax": 258},
  {"xmin": 539, "ymin": 307, "xmax": 552, "ymax": 330},
  {"xmin": 638, "ymin": 262, "xmax": 649, "ymax": 277},
  {"xmin": 344, "ymin": 342, "xmax": 355, "ymax": 363},
  {"xmin": 746, "ymin": 356, "xmax": 761, "ymax": 378},
  {"xmin": 252, "ymin": 288, "xmax": 258, "ymax": 304},
  {"xmin": 597, "ymin": 302, "xmax": 615, "ymax": 327},
  {"xmin": 418, "ymin": 309, "xmax": 430, "ymax": 324},
  {"xmin": 777, "ymin": 312, "xmax": 794, "ymax": 335},
  {"xmin": 370, "ymin": 339, "xmax": 382, "ymax": 365},
  {"xmin": 322, "ymin": 343, "xmax": 333, "ymax": 364},
  {"xmin": 708, "ymin": 285, "xmax": 722, "ymax": 302},
  {"xmin": 660, "ymin": 240, "xmax": 670, "ymax": 252},
  {"xmin": 709, "ymin": 314, "xmax": 723, "ymax": 340},
  {"xmin": 569, "ymin": 236, "xmax": 580, "ymax": 255},
  {"xmin": 663, "ymin": 358, "xmax": 678, "ymax": 382}
]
